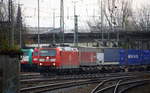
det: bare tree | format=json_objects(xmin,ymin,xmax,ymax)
[
  {"xmin": 136, "ymin": 4, "xmax": 150, "ymax": 31},
  {"xmin": 88, "ymin": 0, "xmax": 136, "ymax": 32}
]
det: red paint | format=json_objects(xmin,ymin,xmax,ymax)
[
  {"xmin": 36, "ymin": 47, "xmax": 98, "ymax": 69},
  {"xmin": 32, "ymin": 48, "xmax": 39, "ymax": 65},
  {"xmin": 36, "ymin": 48, "xmax": 59, "ymax": 67},
  {"xmin": 21, "ymin": 61, "xmax": 28, "ymax": 64}
]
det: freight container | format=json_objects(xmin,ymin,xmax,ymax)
[
  {"xmin": 119, "ymin": 49, "xmax": 127, "ymax": 65},
  {"xmin": 96, "ymin": 53, "xmax": 104, "ymax": 65},
  {"xmin": 142, "ymin": 50, "xmax": 150, "ymax": 65},
  {"xmin": 119, "ymin": 49, "xmax": 142, "ymax": 65},
  {"xmin": 78, "ymin": 47, "xmax": 103, "ymax": 66},
  {"xmin": 60, "ymin": 50, "xmax": 79, "ymax": 69},
  {"xmin": 103, "ymin": 48, "xmax": 120, "ymax": 65},
  {"xmin": 127, "ymin": 49, "xmax": 141, "ymax": 65}
]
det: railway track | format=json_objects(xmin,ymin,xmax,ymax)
[
  {"xmin": 20, "ymin": 73, "xmax": 122, "ymax": 89},
  {"xmin": 20, "ymin": 71, "xmax": 145, "ymax": 81},
  {"xmin": 20, "ymin": 72, "xmax": 150, "ymax": 93},
  {"xmin": 114, "ymin": 79, "xmax": 148, "ymax": 93},
  {"xmin": 20, "ymin": 76, "xmax": 139, "ymax": 93},
  {"xmin": 20, "ymin": 79, "xmax": 101, "ymax": 93},
  {"xmin": 21, "ymin": 72, "xmax": 142, "ymax": 86},
  {"xmin": 91, "ymin": 75, "xmax": 150, "ymax": 93},
  {"xmin": 91, "ymin": 76, "xmax": 135, "ymax": 93},
  {"xmin": 20, "ymin": 72, "xmax": 43, "ymax": 80}
]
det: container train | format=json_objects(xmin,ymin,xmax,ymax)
[{"xmin": 20, "ymin": 47, "xmax": 150, "ymax": 73}]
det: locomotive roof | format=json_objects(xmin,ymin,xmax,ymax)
[{"xmin": 58, "ymin": 47, "xmax": 78, "ymax": 51}]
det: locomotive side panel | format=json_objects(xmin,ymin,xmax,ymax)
[{"xmin": 60, "ymin": 51, "xmax": 79, "ymax": 69}]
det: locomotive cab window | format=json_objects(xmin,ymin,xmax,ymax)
[
  {"xmin": 33, "ymin": 52, "xmax": 38, "ymax": 56},
  {"xmin": 23, "ymin": 51, "xmax": 28, "ymax": 56},
  {"xmin": 40, "ymin": 49, "xmax": 56, "ymax": 56}
]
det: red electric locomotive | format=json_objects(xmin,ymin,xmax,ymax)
[{"xmin": 36, "ymin": 47, "xmax": 79, "ymax": 72}]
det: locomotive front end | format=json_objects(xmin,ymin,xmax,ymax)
[{"xmin": 38, "ymin": 48, "xmax": 58, "ymax": 68}]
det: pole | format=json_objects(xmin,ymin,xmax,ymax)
[
  {"xmin": 73, "ymin": 1, "xmax": 78, "ymax": 46},
  {"xmin": 74, "ymin": 15, "xmax": 78, "ymax": 46},
  {"xmin": 38, "ymin": 0, "xmax": 40, "ymax": 48},
  {"xmin": 101, "ymin": 0, "xmax": 104, "ymax": 41},
  {"xmin": 73, "ymin": 2, "xmax": 76, "ymax": 45},
  {"xmin": 53, "ymin": 9, "xmax": 56, "ymax": 43},
  {"xmin": 60, "ymin": 0, "xmax": 64, "ymax": 43}
]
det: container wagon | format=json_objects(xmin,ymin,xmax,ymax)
[
  {"xmin": 78, "ymin": 47, "xmax": 103, "ymax": 73},
  {"xmin": 119, "ymin": 49, "xmax": 150, "ymax": 71}
]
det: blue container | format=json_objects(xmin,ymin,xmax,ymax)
[
  {"xmin": 142, "ymin": 50, "xmax": 150, "ymax": 65},
  {"xmin": 104, "ymin": 48, "xmax": 120, "ymax": 62},
  {"xmin": 119, "ymin": 49, "xmax": 127, "ymax": 65},
  {"xmin": 119, "ymin": 49, "xmax": 142, "ymax": 65},
  {"xmin": 127, "ymin": 49, "xmax": 141, "ymax": 65}
]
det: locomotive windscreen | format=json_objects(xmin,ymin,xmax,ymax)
[
  {"xmin": 23, "ymin": 51, "xmax": 28, "ymax": 56},
  {"xmin": 33, "ymin": 51, "xmax": 38, "ymax": 56},
  {"xmin": 40, "ymin": 49, "xmax": 56, "ymax": 56}
]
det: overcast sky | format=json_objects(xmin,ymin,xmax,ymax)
[{"xmin": 15, "ymin": 0, "xmax": 149, "ymax": 31}]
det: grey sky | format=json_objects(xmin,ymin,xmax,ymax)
[{"xmin": 15, "ymin": 0, "xmax": 149, "ymax": 31}]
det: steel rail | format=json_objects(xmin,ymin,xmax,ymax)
[
  {"xmin": 21, "ymin": 72, "xmax": 139, "ymax": 84},
  {"xmin": 20, "ymin": 79, "xmax": 101, "ymax": 93},
  {"xmin": 90, "ymin": 76, "xmax": 134, "ymax": 93},
  {"xmin": 95, "ymin": 79, "xmax": 150, "ymax": 93},
  {"xmin": 119, "ymin": 82, "xmax": 147, "ymax": 93},
  {"xmin": 113, "ymin": 80, "xmax": 122, "ymax": 93}
]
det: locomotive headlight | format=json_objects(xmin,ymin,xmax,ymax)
[
  {"xmin": 50, "ymin": 59, "xmax": 56, "ymax": 62},
  {"xmin": 52, "ymin": 62, "xmax": 56, "ymax": 66},
  {"xmin": 33, "ymin": 58, "xmax": 38, "ymax": 61},
  {"xmin": 46, "ymin": 57, "xmax": 49, "ymax": 59},
  {"xmin": 39, "ymin": 58, "xmax": 45, "ymax": 62},
  {"xmin": 39, "ymin": 63, "xmax": 43, "ymax": 66}
]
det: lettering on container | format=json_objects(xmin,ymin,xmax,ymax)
[{"xmin": 128, "ymin": 55, "xmax": 139, "ymax": 59}]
